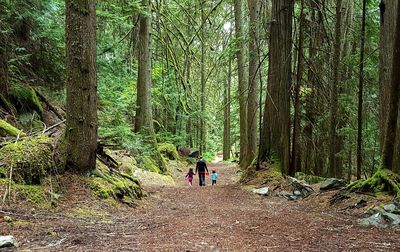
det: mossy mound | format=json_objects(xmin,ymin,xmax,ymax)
[
  {"xmin": 158, "ymin": 143, "xmax": 179, "ymax": 160},
  {"xmin": 0, "ymin": 134, "xmax": 53, "ymax": 184},
  {"xmin": 240, "ymin": 161, "xmax": 285, "ymax": 187},
  {"xmin": 89, "ymin": 160, "xmax": 143, "ymax": 205},
  {"xmin": 10, "ymin": 84, "xmax": 43, "ymax": 114},
  {"xmin": 0, "ymin": 119, "xmax": 26, "ymax": 137},
  {"xmin": 0, "ymin": 178, "xmax": 55, "ymax": 208},
  {"xmin": 347, "ymin": 169, "xmax": 400, "ymax": 198},
  {"xmin": 295, "ymin": 172, "xmax": 326, "ymax": 184},
  {"xmin": 141, "ymin": 156, "xmax": 161, "ymax": 173}
]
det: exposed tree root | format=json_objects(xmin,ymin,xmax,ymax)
[{"xmin": 347, "ymin": 169, "xmax": 400, "ymax": 198}]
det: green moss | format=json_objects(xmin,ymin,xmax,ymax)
[
  {"xmin": 347, "ymin": 169, "xmax": 400, "ymax": 198},
  {"xmin": 10, "ymin": 84, "xmax": 43, "ymax": 114},
  {"xmin": 0, "ymin": 134, "xmax": 53, "ymax": 184},
  {"xmin": 4, "ymin": 215, "xmax": 13, "ymax": 223},
  {"xmin": 142, "ymin": 156, "xmax": 161, "ymax": 173},
  {"xmin": 0, "ymin": 178, "xmax": 52, "ymax": 208},
  {"xmin": 295, "ymin": 171, "xmax": 325, "ymax": 184},
  {"xmin": 89, "ymin": 160, "xmax": 143, "ymax": 205},
  {"xmin": 157, "ymin": 143, "xmax": 179, "ymax": 160},
  {"xmin": 0, "ymin": 119, "xmax": 26, "ymax": 137}
]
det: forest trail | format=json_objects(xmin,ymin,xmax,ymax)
[{"xmin": 3, "ymin": 162, "xmax": 400, "ymax": 251}]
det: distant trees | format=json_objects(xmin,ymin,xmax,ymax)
[{"xmin": 65, "ymin": 0, "xmax": 97, "ymax": 172}]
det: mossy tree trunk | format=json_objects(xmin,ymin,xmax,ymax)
[
  {"xmin": 223, "ymin": 57, "xmax": 231, "ymax": 161},
  {"xmin": 134, "ymin": 0, "xmax": 167, "ymax": 173},
  {"xmin": 65, "ymin": 0, "xmax": 98, "ymax": 173},
  {"xmin": 234, "ymin": 0, "xmax": 248, "ymax": 168},
  {"xmin": 244, "ymin": 0, "xmax": 259, "ymax": 169}
]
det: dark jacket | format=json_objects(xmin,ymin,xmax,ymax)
[{"xmin": 195, "ymin": 159, "xmax": 208, "ymax": 174}]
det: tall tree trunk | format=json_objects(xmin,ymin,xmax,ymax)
[
  {"xmin": 65, "ymin": 0, "xmax": 97, "ymax": 172},
  {"xmin": 234, "ymin": 0, "xmax": 248, "ymax": 167},
  {"xmin": 135, "ymin": 0, "xmax": 154, "ymax": 133},
  {"xmin": 357, "ymin": 0, "xmax": 367, "ymax": 179},
  {"xmin": 259, "ymin": 0, "xmax": 293, "ymax": 173},
  {"xmin": 328, "ymin": 0, "xmax": 343, "ymax": 178},
  {"xmin": 245, "ymin": 0, "xmax": 259, "ymax": 168},
  {"xmin": 223, "ymin": 57, "xmax": 232, "ymax": 160},
  {"xmin": 291, "ymin": 0, "xmax": 305, "ymax": 175},
  {"xmin": 382, "ymin": 1, "xmax": 400, "ymax": 171},
  {"xmin": 379, "ymin": 0, "xmax": 398, "ymax": 151},
  {"xmin": 199, "ymin": 0, "xmax": 206, "ymax": 155}
]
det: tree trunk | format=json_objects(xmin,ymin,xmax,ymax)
[
  {"xmin": 259, "ymin": 0, "xmax": 293, "ymax": 173},
  {"xmin": 328, "ymin": 0, "xmax": 343, "ymax": 178},
  {"xmin": 234, "ymin": 0, "xmax": 248, "ymax": 167},
  {"xmin": 223, "ymin": 57, "xmax": 232, "ymax": 160},
  {"xmin": 245, "ymin": 0, "xmax": 259, "ymax": 168},
  {"xmin": 379, "ymin": 0, "xmax": 398, "ymax": 151},
  {"xmin": 291, "ymin": 0, "xmax": 305, "ymax": 175},
  {"xmin": 199, "ymin": 0, "xmax": 206, "ymax": 155},
  {"xmin": 65, "ymin": 0, "xmax": 98, "ymax": 173},
  {"xmin": 357, "ymin": 0, "xmax": 367, "ymax": 179},
  {"xmin": 382, "ymin": 1, "xmax": 400, "ymax": 171}
]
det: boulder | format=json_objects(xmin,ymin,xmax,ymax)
[
  {"xmin": 358, "ymin": 213, "xmax": 388, "ymax": 228},
  {"xmin": 251, "ymin": 187, "xmax": 269, "ymax": 196},
  {"xmin": 320, "ymin": 178, "xmax": 347, "ymax": 191},
  {"xmin": 0, "ymin": 236, "xmax": 17, "ymax": 248},
  {"xmin": 287, "ymin": 176, "xmax": 314, "ymax": 196},
  {"xmin": 384, "ymin": 204, "xmax": 397, "ymax": 213}
]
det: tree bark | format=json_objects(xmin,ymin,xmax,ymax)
[
  {"xmin": 234, "ymin": 0, "xmax": 248, "ymax": 167},
  {"xmin": 223, "ymin": 56, "xmax": 232, "ymax": 160},
  {"xmin": 379, "ymin": 0, "xmax": 398, "ymax": 151},
  {"xmin": 328, "ymin": 0, "xmax": 343, "ymax": 178},
  {"xmin": 135, "ymin": 0, "xmax": 154, "ymax": 133},
  {"xmin": 291, "ymin": 0, "xmax": 305, "ymax": 175},
  {"xmin": 199, "ymin": 0, "xmax": 207, "ymax": 155},
  {"xmin": 357, "ymin": 0, "xmax": 367, "ymax": 179},
  {"xmin": 382, "ymin": 1, "xmax": 400, "ymax": 171},
  {"xmin": 65, "ymin": 0, "xmax": 98, "ymax": 173},
  {"xmin": 259, "ymin": 0, "xmax": 293, "ymax": 173},
  {"xmin": 245, "ymin": 0, "xmax": 259, "ymax": 168}
]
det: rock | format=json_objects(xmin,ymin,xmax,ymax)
[
  {"xmin": 358, "ymin": 213, "xmax": 388, "ymax": 228},
  {"xmin": 381, "ymin": 212, "xmax": 400, "ymax": 226},
  {"xmin": 287, "ymin": 176, "xmax": 314, "ymax": 196},
  {"xmin": 320, "ymin": 178, "xmax": 347, "ymax": 191},
  {"xmin": 293, "ymin": 190, "xmax": 302, "ymax": 196},
  {"xmin": 289, "ymin": 195, "xmax": 301, "ymax": 201},
  {"xmin": 0, "ymin": 236, "xmax": 17, "ymax": 248},
  {"xmin": 251, "ymin": 187, "xmax": 269, "ymax": 196},
  {"xmin": 384, "ymin": 204, "xmax": 397, "ymax": 213}
]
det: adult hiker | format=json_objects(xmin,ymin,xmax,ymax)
[{"xmin": 195, "ymin": 157, "xmax": 208, "ymax": 186}]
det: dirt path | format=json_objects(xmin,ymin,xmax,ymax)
[{"xmin": 3, "ymin": 162, "xmax": 400, "ymax": 251}]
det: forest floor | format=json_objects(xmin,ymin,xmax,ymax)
[{"xmin": 2, "ymin": 161, "xmax": 400, "ymax": 251}]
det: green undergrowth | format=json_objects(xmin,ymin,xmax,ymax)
[
  {"xmin": 0, "ymin": 119, "xmax": 26, "ymax": 137},
  {"xmin": 347, "ymin": 169, "xmax": 400, "ymax": 198},
  {"xmin": 89, "ymin": 160, "xmax": 143, "ymax": 206},
  {"xmin": 10, "ymin": 84, "xmax": 43, "ymax": 114},
  {"xmin": 0, "ymin": 134, "xmax": 54, "ymax": 184}
]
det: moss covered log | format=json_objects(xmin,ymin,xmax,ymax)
[
  {"xmin": 347, "ymin": 169, "xmax": 400, "ymax": 197},
  {"xmin": 89, "ymin": 160, "xmax": 143, "ymax": 205},
  {"xmin": 0, "ymin": 134, "xmax": 53, "ymax": 184},
  {"xmin": 0, "ymin": 119, "xmax": 26, "ymax": 137}
]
